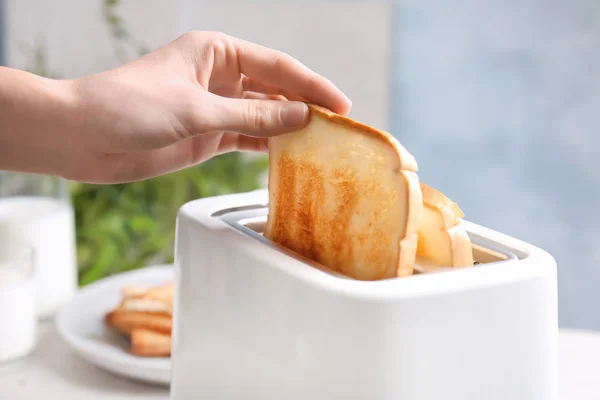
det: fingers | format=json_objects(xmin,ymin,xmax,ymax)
[
  {"xmin": 198, "ymin": 94, "xmax": 309, "ymax": 138},
  {"xmin": 214, "ymin": 131, "xmax": 268, "ymax": 154},
  {"xmin": 178, "ymin": 31, "xmax": 349, "ymax": 113},
  {"xmin": 88, "ymin": 132, "xmax": 267, "ymax": 183},
  {"xmin": 241, "ymin": 76, "xmax": 305, "ymax": 102},
  {"xmin": 229, "ymin": 36, "xmax": 352, "ymax": 115},
  {"xmin": 242, "ymin": 91, "xmax": 287, "ymax": 102}
]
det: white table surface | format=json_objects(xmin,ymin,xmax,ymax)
[{"xmin": 1, "ymin": 322, "xmax": 599, "ymax": 399}]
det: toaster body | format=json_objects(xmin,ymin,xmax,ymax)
[{"xmin": 171, "ymin": 189, "xmax": 558, "ymax": 400}]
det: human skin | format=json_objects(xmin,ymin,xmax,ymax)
[{"xmin": 0, "ymin": 31, "xmax": 351, "ymax": 184}]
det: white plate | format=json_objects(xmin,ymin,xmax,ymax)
[{"xmin": 55, "ymin": 264, "xmax": 173, "ymax": 385}]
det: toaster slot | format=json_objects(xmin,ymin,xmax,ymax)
[{"xmin": 214, "ymin": 204, "xmax": 519, "ymax": 279}]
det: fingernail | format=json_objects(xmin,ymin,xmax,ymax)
[
  {"xmin": 345, "ymin": 96, "xmax": 353, "ymax": 109},
  {"xmin": 280, "ymin": 102, "xmax": 309, "ymax": 128}
]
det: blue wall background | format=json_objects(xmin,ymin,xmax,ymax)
[{"xmin": 390, "ymin": 0, "xmax": 600, "ymax": 331}]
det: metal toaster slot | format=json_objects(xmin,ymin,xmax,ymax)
[{"xmin": 214, "ymin": 204, "xmax": 519, "ymax": 279}]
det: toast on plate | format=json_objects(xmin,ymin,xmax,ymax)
[
  {"xmin": 120, "ymin": 282, "xmax": 173, "ymax": 315},
  {"xmin": 105, "ymin": 308, "xmax": 172, "ymax": 335},
  {"xmin": 131, "ymin": 328, "xmax": 172, "ymax": 357},
  {"xmin": 104, "ymin": 280, "xmax": 173, "ymax": 357}
]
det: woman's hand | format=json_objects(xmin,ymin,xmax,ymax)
[{"xmin": 0, "ymin": 31, "xmax": 351, "ymax": 183}]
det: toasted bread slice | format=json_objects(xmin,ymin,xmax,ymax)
[
  {"xmin": 264, "ymin": 104, "xmax": 423, "ymax": 280},
  {"xmin": 105, "ymin": 308, "xmax": 172, "ymax": 335},
  {"xmin": 121, "ymin": 282, "xmax": 173, "ymax": 314},
  {"xmin": 417, "ymin": 183, "xmax": 474, "ymax": 268},
  {"xmin": 131, "ymin": 328, "xmax": 171, "ymax": 357}
]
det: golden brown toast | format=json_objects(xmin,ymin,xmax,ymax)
[
  {"xmin": 104, "ymin": 281, "xmax": 174, "ymax": 358},
  {"xmin": 131, "ymin": 328, "xmax": 171, "ymax": 357},
  {"xmin": 120, "ymin": 282, "xmax": 173, "ymax": 314},
  {"xmin": 105, "ymin": 308, "xmax": 172, "ymax": 335},
  {"xmin": 417, "ymin": 183, "xmax": 474, "ymax": 268},
  {"xmin": 264, "ymin": 104, "xmax": 423, "ymax": 280}
]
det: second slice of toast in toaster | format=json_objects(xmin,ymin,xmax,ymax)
[{"xmin": 417, "ymin": 183, "xmax": 474, "ymax": 268}]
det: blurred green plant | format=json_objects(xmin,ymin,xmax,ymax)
[
  {"xmin": 72, "ymin": 154, "xmax": 268, "ymax": 286},
  {"xmin": 23, "ymin": 0, "xmax": 269, "ymax": 286}
]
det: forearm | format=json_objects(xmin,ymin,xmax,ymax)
[{"xmin": 0, "ymin": 67, "xmax": 82, "ymax": 177}]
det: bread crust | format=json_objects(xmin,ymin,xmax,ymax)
[
  {"xmin": 420, "ymin": 183, "xmax": 464, "ymax": 225},
  {"xmin": 308, "ymin": 105, "xmax": 418, "ymax": 172}
]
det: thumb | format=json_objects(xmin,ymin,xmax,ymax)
[{"xmin": 203, "ymin": 95, "xmax": 309, "ymax": 138}]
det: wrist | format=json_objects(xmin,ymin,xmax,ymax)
[
  {"xmin": 0, "ymin": 67, "xmax": 85, "ymax": 178},
  {"xmin": 50, "ymin": 77, "xmax": 88, "ymax": 177}
]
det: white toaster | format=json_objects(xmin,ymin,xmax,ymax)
[{"xmin": 170, "ymin": 189, "xmax": 559, "ymax": 400}]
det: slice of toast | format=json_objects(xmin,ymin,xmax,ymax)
[
  {"xmin": 417, "ymin": 183, "xmax": 474, "ymax": 268},
  {"xmin": 131, "ymin": 328, "xmax": 171, "ymax": 357},
  {"xmin": 105, "ymin": 308, "xmax": 172, "ymax": 335},
  {"xmin": 120, "ymin": 282, "xmax": 173, "ymax": 315},
  {"xmin": 264, "ymin": 104, "xmax": 423, "ymax": 280}
]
